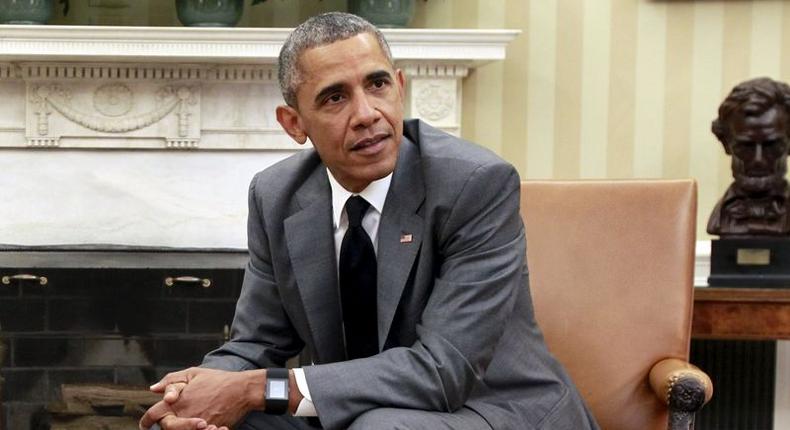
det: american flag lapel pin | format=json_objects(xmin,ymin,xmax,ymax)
[{"xmin": 400, "ymin": 233, "xmax": 413, "ymax": 243}]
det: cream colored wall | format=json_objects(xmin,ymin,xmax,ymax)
[
  {"xmin": 427, "ymin": 0, "xmax": 790, "ymax": 240},
  {"xmin": 51, "ymin": 0, "xmax": 790, "ymax": 238}
]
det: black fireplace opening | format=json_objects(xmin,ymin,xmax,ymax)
[{"xmin": 0, "ymin": 248, "xmax": 247, "ymax": 430}]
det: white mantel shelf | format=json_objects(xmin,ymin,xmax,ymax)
[{"xmin": 0, "ymin": 25, "xmax": 520, "ymax": 65}]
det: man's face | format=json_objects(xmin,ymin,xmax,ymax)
[
  {"xmin": 728, "ymin": 106, "xmax": 790, "ymax": 194},
  {"xmin": 276, "ymin": 32, "xmax": 405, "ymax": 193}
]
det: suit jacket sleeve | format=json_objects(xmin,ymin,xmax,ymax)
[
  {"xmin": 304, "ymin": 161, "xmax": 525, "ymax": 430},
  {"xmin": 201, "ymin": 177, "xmax": 304, "ymax": 371}
]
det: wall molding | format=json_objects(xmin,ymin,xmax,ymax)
[{"xmin": 2, "ymin": 63, "xmax": 278, "ymax": 83}]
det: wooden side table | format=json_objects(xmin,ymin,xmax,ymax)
[{"xmin": 693, "ymin": 287, "xmax": 790, "ymax": 340}]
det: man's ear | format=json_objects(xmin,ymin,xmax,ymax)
[
  {"xmin": 276, "ymin": 105, "xmax": 308, "ymax": 145},
  {"xmin": 712, "ymin": 119, "xmax": 732, "ymax": 155}
]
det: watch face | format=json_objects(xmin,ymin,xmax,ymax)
[{"xmin": 268, "ymin": 379, "xmax": 287, "ymax": 399}]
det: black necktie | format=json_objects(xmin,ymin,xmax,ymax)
[{"xmin": 339, "ymin": 196, "xmax": 379, "ymax": 359}]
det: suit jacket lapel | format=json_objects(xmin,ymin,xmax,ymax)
[
  {"xmin": 377, "ymin": 137, "xmax": 425, "ymax": 349},
  {"xmin": 284, "ymin": 167, "xmax": 346, "ymax": 363}
]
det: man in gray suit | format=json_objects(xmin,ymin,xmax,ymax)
[{"xmin": 140, "ymin": 12, "xmax": 597, "ymax": 430}]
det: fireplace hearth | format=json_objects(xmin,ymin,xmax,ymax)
[{"xmin": 0, "ymin": 247, "xmax": 247, "ymax": 429}]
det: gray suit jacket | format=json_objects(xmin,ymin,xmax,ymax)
[{"xmin": 203, "ymin": 120, "xmax": 598, "ymax": 430}]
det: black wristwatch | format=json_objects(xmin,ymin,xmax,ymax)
[{"xmin": 264, "ymin": 368, "xmax": 289, "ymax": 415}]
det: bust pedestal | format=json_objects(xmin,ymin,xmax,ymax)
[{"xmin": 709, "ymin": 237, "xmax": 790, "ymax": 287}]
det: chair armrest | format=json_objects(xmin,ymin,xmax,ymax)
[{"xmin": 649, "ymin": 358, "xmax": 713, "ymax": 430}]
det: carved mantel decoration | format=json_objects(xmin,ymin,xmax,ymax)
[
  {"xmin": 27, "ymin": 77, "xmax": 199, "ymax": 148},
  {"xmin": 0, "ymin": 26, "xmax": 519, "ymax": 150}
]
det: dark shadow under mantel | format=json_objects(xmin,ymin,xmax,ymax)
[{"xmin": 0, "ymin": 244, "xmax": 248, "ymax": 270}]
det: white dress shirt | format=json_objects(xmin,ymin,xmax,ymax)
[{"xmin": 292, "ymin": 169, "xmax": 392, "ymax": 417}]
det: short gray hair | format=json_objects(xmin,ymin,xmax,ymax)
[{"xmin": 278, "ymin": 12, "xmax": 394, "ymax": 108}]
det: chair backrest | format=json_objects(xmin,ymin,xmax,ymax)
[{"xmin": 520, "ymin": 180, "xmax": 697, "ymax": 430}]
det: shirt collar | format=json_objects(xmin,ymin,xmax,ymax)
[{"xmin": 327, "ymin": 169, "xmax": 392, "ymax": 228}]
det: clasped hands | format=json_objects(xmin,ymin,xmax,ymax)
[{"xmin": 139, "ymin": 367, "xmax": 266, "ymax": 430}]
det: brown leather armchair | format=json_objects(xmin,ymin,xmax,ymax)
[{"xmin": 520, "ymin": 180, "xmax": 713, "ymax": 430}]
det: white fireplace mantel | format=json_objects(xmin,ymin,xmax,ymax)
[
  {"xmin": 0, "ymin": 26, "xmax": 519, "ymax": 149},
  {"xmin": 0, "ymin": 26, "xmax": 519, "ymax": 248},
  {"xmin": 0, "ymin": 25, "xmax": 519, "ymax": 65}
]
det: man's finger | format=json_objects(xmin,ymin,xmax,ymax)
[
  {"xmin": 140, "ymin": 400, "xmax": 178, "ymax": 430},
  {"xmin": 160, "ymin": 415, "xmax": 208, "ymax": 430},
  {"xmin": 150, "ymin": 369, "xmax": 191, "ymax": 392},
  {"xmin": 163, "ymin": 382, "xmax": 187, "ymax": 403}
]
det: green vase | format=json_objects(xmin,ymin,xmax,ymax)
[
  {"xmin": 349, "ymin": 0, "xmax": 415, "ymax": 28},
  {"xmin": 0, "ymin": 0, "xmax": 54, "ymax": 25},
  {"xmin": 176, "ymin": 0, "xmax": 244, "ymax": 27}
]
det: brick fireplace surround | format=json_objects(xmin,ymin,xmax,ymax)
[{"xmin": 0, "ymin": 248, "xmax": 247, "ymax": 429}]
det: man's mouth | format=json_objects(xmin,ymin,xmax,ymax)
[{"xmin": 351, "ymin": 133, "xmax": 389, "ymax": 154}]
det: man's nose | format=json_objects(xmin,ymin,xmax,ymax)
[
  {"xmin": 351, "ymin": 94, "xmax": 380, "ymax": 129},
  {"xmin": 754, "ymin": 143, "xmax": 764, "ymax": 162}
]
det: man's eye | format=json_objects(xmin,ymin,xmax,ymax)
[
  {"xmin": 326, "ymin": 94, "xmax": 344, "ymax": 104},
  {"xmin": 372, "ymin": 79, "xmax": 387, "ymax": 89},
  {"xmin": 765, "ymin": 139, "xmax": 788, "ymax": 153},
  {"xmin": 732, "ymin": 143, "xmax": 753, "ymax": 155}
]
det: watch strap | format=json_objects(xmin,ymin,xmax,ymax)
[{"xmin": 265, "ymin": 368, "xmax": 289, "ymax": 415}]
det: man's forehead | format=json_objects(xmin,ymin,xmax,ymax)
[
  {"xmin": 297, "ymin": 33, "xmax": 389, "ymax": 72},
  {"xmin": 733, "ymin": 106, "xmax": 786, "ymax": 126},
  {"xmin": 733, "ymin": 128, "xmax": 786, "ymax": 140},
  {"xmin": 732, "ymin": 121, "xmax": 788, "ymax": 142}
]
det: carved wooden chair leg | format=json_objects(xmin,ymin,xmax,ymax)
[
  {"xmin": 667, "ymin": 374, "xmax": 709, "ymax": 430},
  {"xmin": 649, "ymin": 358, "xmax": 713, "ymax": 430}
]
